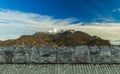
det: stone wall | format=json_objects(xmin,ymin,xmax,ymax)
[{"xmin": 0, "ymin": 45, "xmax": 120, "ymax": 64}]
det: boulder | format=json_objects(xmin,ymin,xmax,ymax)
[
  {"xmin": 12, "ymin": 46, "xmax": 30, "ymax": 63},
  {"xmin": 57, "ymin": 46, "xmax": 75, "ymax": 63},
  {"xmin": 74, "ymin": 46, "xmax": 90, "ymax": 63},
  {"xmin": 39, "ymin": 46, "xmax": 56, "ymax": 63},
  {"xmin": 99, "ymin": 46, "xmax": 111, "ymax": 63},
  {"xmin": 111, "ymin": 46, "xmax": 120, "ymax": 63}
]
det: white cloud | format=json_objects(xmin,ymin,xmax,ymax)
[
  {"xmin": 0, "ymin": 9, "xmax": 76, "ymax": 40},
  {"xmin": 62, "ymin": 25, "xmax": 120, "ymax": 45},
  {"xmin": 113, "ymin": 8, "xmax": 120, "ymax": 12},
  {"xmin": 0, "ymin": 9, "xmax": 120, "ymax": 45}
]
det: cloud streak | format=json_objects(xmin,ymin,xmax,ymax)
[
  {"xmin": 63, "ymin": 25, "xmax": 120, "ymax": 45},
  {"xmin": 0, "ymin": 9, "xmax": 76, "ymax": 40},
  {"xmin": 0, "ymin": 9, "xmax": 120, "ymax": 45},
  {"xmin": 113, "ymin": 8, "xmax": 120, "ymax": 12}
]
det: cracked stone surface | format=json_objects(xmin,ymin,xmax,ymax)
[{"xmin": 0, "ymin": 45, "xmax": 119, "ymax": 63}]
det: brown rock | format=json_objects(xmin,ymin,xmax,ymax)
[{"xmin": 0, "ymin": 30, "xmax": 111, "ymax": 46}]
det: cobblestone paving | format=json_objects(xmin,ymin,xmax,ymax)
[{"xmin": 0, "ymin": 64, "xmax": 119, "ymax": 74}]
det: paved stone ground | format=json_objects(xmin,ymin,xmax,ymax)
[{"xmin": 0, "ymin": 64, "xmax": 119, "ymax": 74}]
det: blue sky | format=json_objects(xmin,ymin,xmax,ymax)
[
  {"xmin": 0, "ymin": 0, "xmax": 120, "ymax": 22},
  {"xmin": 0, "ymin": 0, "xmax": 120, "ymax": 44}
]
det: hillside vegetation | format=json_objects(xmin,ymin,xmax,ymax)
[{"xmin": 0, "ymin": 30, "xmax": 111, "ymax": 46}]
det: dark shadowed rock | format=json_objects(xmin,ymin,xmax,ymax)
[{"xmin": 86, "ymin": 36, "xmax": 111, "ymax": 46}]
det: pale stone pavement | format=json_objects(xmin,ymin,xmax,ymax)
[{"xmin": 0, "ymin": 64, "xmax": 119, "ymax": 74}]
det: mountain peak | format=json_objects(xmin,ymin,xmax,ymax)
[
  {"xmin": 48, "ymin": 28, "xmax": 64, "ymax": 33},
  {"xmin": 0, "ymin": 30, "xmax": 111, "ymax": 46}
]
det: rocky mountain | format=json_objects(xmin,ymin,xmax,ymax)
[{"xmin": 0, "ymin": 30, "xmax": 111, "ymax": 46}]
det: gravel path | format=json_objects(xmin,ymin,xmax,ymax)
[{"xmin": 0, "ymin": 64, "xmax": 120, "ymax": 74}]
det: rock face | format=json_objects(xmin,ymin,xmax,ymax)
[
  {"xmin": 0, "ymin": 45, "xmax": 119, "ymax": 64},
  {"xmin": 0, "ymin": 30, "xmax": 111, "ymax": 46}
]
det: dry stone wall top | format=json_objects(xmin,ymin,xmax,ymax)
[{"xmin": 0, "ymin": 45, "xmax": 119, "ymax": 64}]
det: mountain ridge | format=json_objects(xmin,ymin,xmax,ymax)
[{"xmin": 0, "ymin": 30, "xmax": 111, "ymax": 46}]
